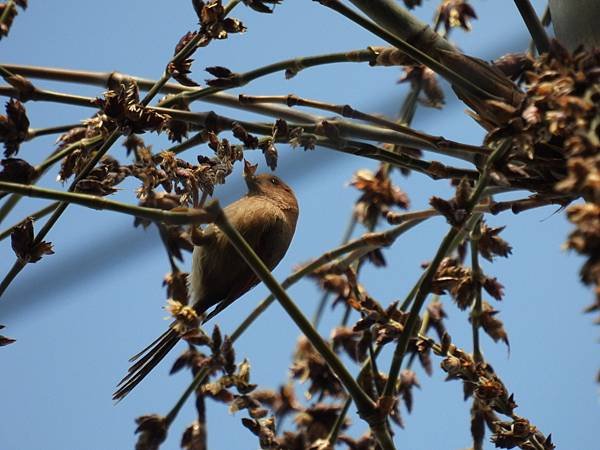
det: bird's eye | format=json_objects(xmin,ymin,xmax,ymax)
[{"xmin": 270, "ymin": 177, "xmax": 279, "ymax": 185}]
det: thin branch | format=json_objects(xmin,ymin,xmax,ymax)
[
  {"xmin": 315, "ymin": 137, "xmax": 479, "ymax": 180},
  {"xmin": 379, "ymin": 139, "xmax": 512, "ymax": 403},
  {"xmin": 513, "ymin": 0, "xmax": 551, "ymax": 54},
  {"xmin": 160, "ymin": 48, "xmax": 379, "ymax": 107},
  {"xmin": 348, "ymin": 0, "xmax": 455, "ymax": 54},
  {"xmin": 312, "ymin": 212, "xmax": 357, "ymax": 327},
  {"xmin": 0, "ymin": 1, "xmax": 15, "ymax": 28},
  {"xmin": 0, "ymin": 181, "xmax": 212, "ymax": 227},
  {"xmin": 327, "ymin": 396, "xmax": 352, "ymax": 445},
  {"xmin": 386, "ymin": 194, "xmax": 571, "ymax": 224},
  {"xmin": 0, "ymin": 84, "xmax": 482, "ymax": 163},
  {"xmin": 239, "ymin": 93, "xmax": 488, "ymax": 156},
  {"xmin": 0, "ymin": 202, "xmax": 60, "ymax": 242},
  {"xmin": 470, "ymin": 219, "xmax": 484, "ymax": 364},
  {"xmin": 316, "ymin": 0, "xmax": 500, "ymax": 102},
  {"xmin": 26, "ymin": 123, "xmax": 82, "ymax": 140}
]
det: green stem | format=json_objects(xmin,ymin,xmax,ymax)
[
  {"xmin": 161, "ymin": 48, "xmax": 377, "ymax": 107},
  {"xmin": 27, "ymin": 123, "xmax": 82, "ymax": 140},
  {"xmin": 315, "ymin": 138, "xmax": 479, "ymax": 179},
  {"xmin": 0, "ymin": 202, "xmax": 60, "ymax": 242},
  {"xmin": 0, "ymin": 181, "xmax": 212, "ymax": 226},
  {"xmin": 513, "ymin": 0, "xmax": 551, "ymax": 54},
  {"xmin": 0, "ymin": 85, "xmax": 477, "ymax": 161},
  {"xmin": 0, "ymin": 1, "xmax": 15, "ymax": 27},
  {"xmin": 206, "ymin": 200, "xmax": 395, "ymax": 450},
  {"xmin": 327, "ymin": 397, "xmax": 352, "ymax": 445},
  {"xmin": 312, "ymin": 212, "xmax": 357, "ymax": 327},
  {"xmin": 143, "ymin": 27, "xmax": 206, "ymax": 106},
  {"xmin": 240, "ymin": 94, "xmax": 488, "ymax": 156},
  {"xmin": 347, "ymin": 0, "xmax": 455, "ymax": 53},
  {"xmin": 470, "ymin": 220, "xmax": 483, "ymax": 363}
]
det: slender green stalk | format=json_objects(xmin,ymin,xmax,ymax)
[
  {"xmin": 0, "ymin": 1, "xmax": 15, "ymax": 27},
  {"xmin": 142, "ymin": 28, "xmax": 206, "ymax": 106},
  {"xmin": 223, "ymin": 0, "xmax": 241, "ymax": 15},
  {"xmin": 315, "ymin": 138, "xmax": 479, "ymax": 179},
  {"xmin": 166, "ymin": 364, "xmax": 211, "ymax": 425},
  {"xmin": 0, "ymin": 181, "xmax": 212, "ymax": 226},
  {"xmin": 513, "ymin": 0, "xmax": 551, "ymax": 54},
  {"xmin": 327, "ymin": 397, "xmax": 352, "ymax": 445},
  {"xmin": 347, "ymin": 0, "xmax": 455, "ymax": 54},
  {"xmin": 470, "ymin": 220, "xmax": 484, "ymax": 363},
  {"xmin": 312, "ymin": 212, "xmax": 357, "ymax": 326},
  {"xmin": 0, "ymin": 202, "xmax": 60, "ymax": 241},
  {"xmin": 239, "ymin": 93, "xmax": 488, "ymax": 156},
  {"xmin": 379, "ymin": 140, "xmax": 512, "ymax": 402},
  {"xmin": 160, "ymin": 48, "xmax": 378, "ymax": 107},
  {"xmin": 206, "ymin": 200, "xmax": 395, "ymax": 450},
  {"xmin": 0, "ymin": 84, "xmax": 477, "ymax": 161},
  {"xmin": 27, "ymin": 123, "xmax": 82, "ymax": 140}
]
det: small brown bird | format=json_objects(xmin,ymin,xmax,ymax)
[{"xmin": 113, "ymin": 168, "xmax": 299, "ymax": 400}]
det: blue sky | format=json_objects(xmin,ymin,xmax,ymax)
[{"xmin": 0, "ymin": 1, "xmax": 597, "ymax": 449}]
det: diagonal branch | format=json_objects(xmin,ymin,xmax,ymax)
[{"xmin": 205, "ymin": 200, "xmax": 396, "ymax": 450}]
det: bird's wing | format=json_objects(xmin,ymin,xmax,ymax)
[{"xmin": 192, "ymin": 196, "xmax": 291, "ymax": 313}]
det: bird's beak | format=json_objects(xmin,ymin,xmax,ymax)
[{"xmin": 243, "ymin": 160, "xmax": 259, "ymax": 192}]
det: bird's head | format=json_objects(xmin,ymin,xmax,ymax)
[{"xmin": 243, "ymin": 161, "xmax": 298, "ymax": 211}]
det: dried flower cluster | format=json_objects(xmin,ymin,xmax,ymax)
[
  {"xmin": 351, "ymin": 167, "xmax": 409, "ymax": 229},
  {"xmin": 488, "ymin": 45, "xmax": 600, "ymax": 326},
  {"xmin": 0, "ymin": 98, "xmax": 29, "ymax": 156},
  {"xmin": 436, "ymin": 0, "xmax": 477, "ymax": 33}
]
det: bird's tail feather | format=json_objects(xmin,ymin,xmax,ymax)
[{"xmin": 113, "ymin": 328, "xmax": 180, "ymax": 401}]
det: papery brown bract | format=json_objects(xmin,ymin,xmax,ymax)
[
  {"xmin": 0, "ymin": 325, "xmax": 16, "ymax": 347},
  {"xmin": 96, "ymin": 80, "xmax": 170, "ymax": 135},
  {"xmin": 437, "ymin": 0, "xmax": 477, "ymax": 32},
  {"xmin": 0, "ymin": 98, "xmax": 29, "ymax": 156},
  {"xmin": 0, "ymin": 157, "xmax": 35, "ymax": 184},
  {"xmin": 351, "ymin": 167, "xmax": 409, "ymax": 229},
  {"xmin": 399, "ymin": 65, "xmax": 445, "ymax": 108},
  {"xmin": 168, "ymin": 31, "xmax": 201, "ymax": 87},
  {"xmin": 478, "ymin": 222, "xmax": 513, "ymax": 261},
  {"xmin": 294, "ymin": 403, "xmax": 348, "ymax": 444},
  {"xmin": 474, "ymin": 301, "xmax": 510, "ymax": 348},
  {"xmin": 10, "ymin": 217, "xmax": 54, "ymax": 263},
  {"xmin": 290, "ymin": 337, "xmax": 344, "ymax": 399},
  {"xmin": 181, "ymin": 421, "xmax": 207, "ymax": 450},
  {"xmin": 134, "ymin": 414, "xmax": 168, "ymax": 450}
]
